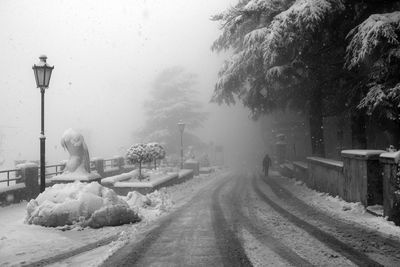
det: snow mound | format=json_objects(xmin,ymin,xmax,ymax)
[
  {"xmin": 146, "ymin": 189, "xmax": 173, "ymax": 211},
  {"xmin": 25, "ymin": 182, "xmax": 140, "ymax": 228},
  {"xmin": 341, "ymin": 202, "xmax": 366, "ymax": 214},
  {"xmin": 122, "ymin": 189, "xmax": 173, "ymax": 221},
  {"xmin": 125, "ymin": 191, "xmax": 151, "ymax": 209}
]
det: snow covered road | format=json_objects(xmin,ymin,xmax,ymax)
[
  {"xmin": 101, "ymin": 173, "xmax": 251, "ymax": 266},
  {"xmin": 102, "ymin": 170, "xmax": 400, "ymax": 267},
  {"xmin": 3, "ymin": 169, "xmax": 400, "ymax": 266}
]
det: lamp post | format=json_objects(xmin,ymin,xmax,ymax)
[
  {"xmin": 32, "ymin": 55, "xmax": 54, "ymax": 193},
  {"xmin": 177, "ymin": 120, "xmax": 185, "ymax": 169}
]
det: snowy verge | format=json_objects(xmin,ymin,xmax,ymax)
[
  {"xmin": 0, "ymin": 187, "xmax": 173, "ymax": 266},
  {"xmin": 275, "ymin": 172, "xmax": 400, "ymax": 239},
  {"xmin": 0, "ymin": 168, "xmax": 225, "ymax": 266}
]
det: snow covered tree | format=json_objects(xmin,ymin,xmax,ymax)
[
  {"xmin": 212, "ymin": 0, "xmax": 346, "ymax": 155},
  {"xmin": 136, "ymin": 66, "xmax": 208, "ymax": 154},
  {"xmin": 147, "ymin": 142, "xmax": 166, "ymax": 169},
  {"xmin": 126, "ymin": 143, "xmax": 152, "ymax": 179},
  {"xmin": 212, "ymin": 0, "xmax": 400, "ymax": 154},
  {"xmin": 346, "ymin": 11, "xmax": 400, "ymax": 123}
]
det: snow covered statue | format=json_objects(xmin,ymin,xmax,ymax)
[{"xmin": 51, "ymin": 128, "xmax": 101, "ymax": 183}]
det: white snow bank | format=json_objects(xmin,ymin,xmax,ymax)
[
  {"xmin": 279, "ymin": 174, "xmax": 400, "ymax": 238},
  {"xmin": 123, "ymin": 189, "xmax": 173, "ymax": 221},
  {"xmin": 125, "ymin": 191, "xmax": 151, "ymax": 209},
  {"xmin": 101, "ymin": 169, "xmax": 139, "ymax": 186},
  {"xmin": 25, "ymin": 182, "xmax": 140, "ymax": 228}
]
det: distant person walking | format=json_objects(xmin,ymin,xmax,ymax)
[{"xmin": 263, "ymin": 154, "xmax": 271, "ymax": 177}]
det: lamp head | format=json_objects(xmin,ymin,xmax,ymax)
[
  {"xmin": 33, "ymin": 55, "xmax": 54, "ymax": 89},
  {"xmin": 177, "ymin": 120, "xmax": 185, "ymax": 133}
]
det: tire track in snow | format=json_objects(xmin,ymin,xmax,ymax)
[
  {"xmin": 263, "ymin": 173, "xmax": 400, "ymax": 250},
  {"xmin": 211, "ymin": 178, "xmax": 253, "ymax": 266},
  {"xmin": 103, "ymin": 173, "xmax": 249, "ymax": 266},
  {"xmin": 226, "ymin": 174, "xmax": 314, "ymax": 266},
  {"xmin": 22, "ymin": 234, "xmax": 120, "ymax": 267},
  {"xmin": 253, "ymin": 175, "xmax": 383, "ymax": 267}
]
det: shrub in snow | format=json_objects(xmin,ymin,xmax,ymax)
[
  {"xmin": 146, "ymin": 189, "xmax": 173, "ymax": 212},
  {"xmin": 123, "ymin": 189, "xmax": 172, "ymax": 220},
  {"xmin": 25, "ymin": 182, "xmax": 140, "ymax": 228},
  {"xmin": 147, "ymin": 142, "xmax": 166, "ymax": 169},
  {"xmin": 125, "ymin": 191, "xmax": 151, "ymax": 210},
  {"xmin": 126, "ymin": 144, "xmax": 152, "ymax": 179}
]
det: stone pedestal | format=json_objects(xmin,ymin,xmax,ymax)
[
  {"xmin": 341, "ymin": 150, "xmax": 385, "ymax": 206},
  {"xmin": 18, "ymin": 162, "xmax": 39, "ymax": 199},
  {"xmin": 276, "ymin": 134, "xmax": 287, "ymax": 165},
  {"xmin": 379, "ymin": 151, "xmax": 400, "ymax": 225},
  {"xmin": 183, "ymin": 159, "xmax": 200, "ymax": 176}
]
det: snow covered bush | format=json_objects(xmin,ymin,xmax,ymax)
[
  {"xmin": 25, "ymin": 182, "xmax": 140, "ymax": 228},
  {"xmin": 124, "ymin": 189, "xmax": 172, "ymax": 220},
  {"xmin": 147, "ymin": 142, "xmax": 166, "ymax": 169},
  {"xmin": 146, "ymin": 189, "xmax": 173, "ymax": 211},
  {"xmin": 126, "ymin": 143, "xmax": 152, "ymax": 179},
  {"xmin": 125, "ymin": 191, "xmax": 151, "ymax": 210}
]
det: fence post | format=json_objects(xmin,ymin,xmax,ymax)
[
  {"xmin": 19, "ymin": 163, "xmax": 39, "ymax": 199},
  {"xmin": 341, "ymin": 150, "xmax": 384, "ymax": 206},
  {"xmin": 276, "ymin": 134, "xmax": 287, "ymax": 165},
  {"xmin": 92, "ymin": 158, "xmax": 104, "ymax": 178},
  {"xmin": 116, "ymin": 156, "xmax": 124, "ymax": 171},
  {"xmin": 59, "ymin": 160, "xmax": 67, "ymax": 172},
  {"xmin": 380, "ymin": 151, "xmax": 400, "ymax": 225}
]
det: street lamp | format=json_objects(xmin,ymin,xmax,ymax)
[
  {"xmin": 32, "ymin": 55, "xmax": 54, "ymax": 193},
  {"xmin": 177, "ymin": 120, "xmax": 185, "ymax": 169}
]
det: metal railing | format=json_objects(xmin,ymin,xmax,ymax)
[
  {"xmin": 0, "ymin": 157, "xmax": 126, "ymax": 187},
  {"xmin": 103, "ymin": 158, "xmax": 115, "ymax": 170},
  {"xmin": 43, "ymin": 164, "xmax": 65, "ymax": 178},
  {"xmin": 0, "ymin": 169, "xmax": 21, "ymax": 186}
]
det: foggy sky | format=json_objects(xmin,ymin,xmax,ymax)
[{"xmin": 0, "ymin": 0, "xmax": 264, "ymax": 168}]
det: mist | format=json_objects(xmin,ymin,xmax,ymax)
[{"xmin": 0, "ymin": 0, "xmax": 264, "ymax": 168}]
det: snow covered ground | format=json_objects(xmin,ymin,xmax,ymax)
[
  {"xmin": 1, "ymin": 168, "xmax": 400, "ymax": 266},
  {"xmin": 275, "ymin": 172, "xmax": 400, "ymax": 240},
  {"xmin": 0, "ymin": 169, "xmax": 225, "ymax": 267}
]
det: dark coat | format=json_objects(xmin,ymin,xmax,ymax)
[{"xmin": 263, "ymin": 155, "xmax": 271, "ymax": 169}]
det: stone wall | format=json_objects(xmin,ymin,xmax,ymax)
[
  {"xmin": 306, "ymin": 157, "xmax": 344, "ymax": 197},
  {"xmin": 282, "ymin": 150, "xmax": 384, "ymax": 206}
]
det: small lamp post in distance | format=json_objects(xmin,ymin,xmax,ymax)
[
  {"xmin": 177, "ymin": 120, "xmax": 185, "ymax": 169},
  {"xmin": 32, "ymin": 55, "xmax": 54, "ymax": 193}
]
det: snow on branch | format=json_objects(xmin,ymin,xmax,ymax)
[
  {"xmin": 262, "ymin": 0, "xmax": 344, "ymax": 66},
  {"xmin": 265, "ymin": 65, "xmax": 290, "ymax": 80},
  {"xmin": 346, "ymin": 11, "xmax": 400, "ymax": 69},
  {"xmin": 358, "ymin": 83, "xmax": 387, "ymax": 113},
  {"xmin": 212, "ymin": 54, "xmax": 246, "ymax": 104},
  {"xmin": 244, "ymin": 27, "xmax": 269, "ymax": 48},
  {"xmin": 243, "ymin": 0, "xmax": 290, "ymax": 15},
  {"xmin": 358, "ymin": 82, "xmax": 400, "ymax": 120},
  {"xmin": 211, "ymin": 0, "xmax": 292, "ymax": 52}
]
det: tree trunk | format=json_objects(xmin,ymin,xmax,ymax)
[
  {"xmin": 139, "ymin": 162, "xmax": 142, "ymax": 180},
  {"xmin": 309, "ymin": 94, "xmax": 325, "ymax": 157}
]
